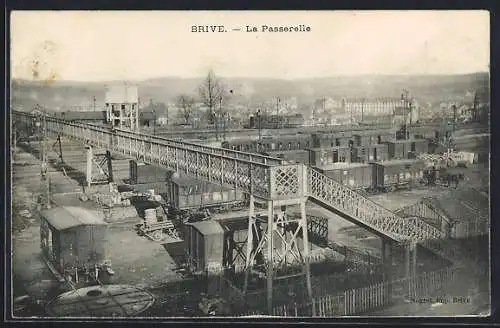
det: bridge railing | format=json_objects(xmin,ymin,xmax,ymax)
[
  {"xmin": 14, "ymin": 111, "xmax": 305, "ymax": 200},
  {"xmin": 13, "ymin": 110, "xmax": 283, "ymax": 165},
  {"xmin": 306, "ymin": 167, "xmax": 444, "ymax": 243}
]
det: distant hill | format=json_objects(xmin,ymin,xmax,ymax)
[{"xmin": 11, "ymin": 72, "xmax": 489, "ymax": 112}]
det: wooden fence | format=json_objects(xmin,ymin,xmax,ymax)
[{"xmin": 245, "ymin": 265, "xmax": 456, "ymax": 317}]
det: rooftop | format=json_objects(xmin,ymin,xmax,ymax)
[
  {"xmin": 317, "ymin": 162, "xmax": 371, "ymax": 170},
  {"xmin": 41, "ymin": 206, "xmax": 107, "ymax": 231},
  {"xmin": 189, "ymin": 220, "xmax": 225, "ymax": 236},
  {"xmin": 424, "ymin": 187, "xmax": 489, "ymax": 223},
  {"xmin": 375, "ymin": 159, "xmax": 425, "ymax": 166}
]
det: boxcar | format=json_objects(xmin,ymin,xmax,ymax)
[
  {"xmin": 129, "ymin": 160, "xmax": 172, "ymax": 185},
  {"xmin": 312, "ymin": 133, "xmax": 354, "ymax": 148},
  {"xmin": 184, "ymin": 220, "xmax": 225, "ymax": 274},
  {"xmin": 316, "ymin": 163, "xmax": 374, "ymax": 191},
  {"xmin": 373, "ymin": 159, "xmax": 426, "ymax": 191},
  {"xmin": 265, "ymin": 149, "xmax": 310, "ymax": 165},
  {"xmin": 40, "ymin": 206, "xmax": 110, "ymax": 282},
  {"xmin": 308, "ymin": 147, "xmax": 353, "ymax": 166},
  {"xmin": 353, "ymin": 145, "xmax": 389, "ymax": 163},
  {"xmin": 166, "ymin": 176, "xmax": 245, "ymax": 211}
]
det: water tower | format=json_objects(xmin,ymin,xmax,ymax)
[{"xmin": 105, "ymin": 83, "xmax": 139, "ymax": 131}]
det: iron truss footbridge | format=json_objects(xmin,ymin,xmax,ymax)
[{"xmin": 12, "ymin": 110, "xmax": 460, "ymax": 313}]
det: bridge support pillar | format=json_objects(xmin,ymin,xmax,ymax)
[
  {"xmin": 86, "ymin": 145, "xmax": 93, "ymax": 190},
  {"xmin": 381, "ymin": 239, "xmax": 393, "ymax": 302},
  {"xmin": 404, "ymin": 242, "xmax": 418, "ymax": 298},
  {"xmin": 244, "ymin": 196, "xmax": 313, "ymax": 316}
]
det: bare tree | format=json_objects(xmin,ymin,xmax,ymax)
[
  {"xmin": 176, "ymin": 94, "xmax": 195, "ymax": 124},
  {"xmin": 198, "ymin": 69, "xmax": 229, "ymax": 119},
  {"xmin": 197, "ymin": 69, "xmax": 231, "ymax": 139}
]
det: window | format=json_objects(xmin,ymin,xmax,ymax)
[{"xmin": 121, "ymin": 104, "xmax": 126, "ymax": 110}]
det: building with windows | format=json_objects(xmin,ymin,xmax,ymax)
[{"xmin": 105, "ymin": 83, "xmax": 139, "ymax": 131}]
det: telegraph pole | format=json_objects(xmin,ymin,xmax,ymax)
[
  {"xmin": 93, "ymin": 96, "xmax": 96, "ymax": 112},
  {"xmin": 38, "ymin": 111, "xmax": 51, "ymax": 209}
]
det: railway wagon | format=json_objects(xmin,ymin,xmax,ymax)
[
  {"xmin": 264, "ymin": 149, "xmax": 310, "ymax": 165},
  {"xmin": 308, "ymin": 147, "xmax": 353, "ymax": 166},
  {"xmin": 166, "ymin": 176, "xmax": 245, "ymax": 211},
  {"xmin": 353, "ymin": 134, "xmax": 377, "ymax": 147},
  {"xmin": 373, "ymin": 159, "xmax": 426, "ymax": 191},
  {"xmin": 353, "ymin": 144, "xmax": 389, "ymax": 163},
  {"xmin": 316, "ymin": 163, "xmax": 374, "ymax": 191},
  {"xmin": 230, "ymin": 139, "xmax": 259, "ymax": 153},
  {"xmin": 184, "ymin": 220, "xmax": 225, "ymax": 274},
  {"xmin": 311, "ymin": 133, "xmax": 353, "ymax": 148},
  {"xmin": 258, "ymin": 135, "xmax": 314, "ymax": 151},
  {"xmin": 40, "ymin": 206, "xmax": 112, "ymax": 283},
  {"xmin": 385, "ymin": 140, "xmax": 409, "ymax": 160},
  {"xmin": 129, "ymin": 160, "xmax": 171, "ymax": 185}
]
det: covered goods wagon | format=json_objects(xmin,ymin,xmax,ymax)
[
  {"xmin": 166, "ymin": 176, "xmax": 245, "ymax": 211},
  {"xmin": 373, "ymin": 159, "xmax": 426, "ymax": 191},
  {"xmin": 311, "ymin": 133, "xmax": 353, "ymax": 148},
  {"xmin": 385, "ymin": 140, "xmax": 408, "ymax": 160},
  {"xmin": 353, "ymin": 144, "xmax": 389, "ymax": 163},
  {"xmin": 308, "ymin": 147, "xmax": 353, "ymax": 166},
  {"xmin": 184, "ymin": 220, "xmax": 225, "ymax": 274},
  {"xmin": 265, "ymin": 149, "xmax": 310, "ymax": 165},
  {"xmin": 129, "ymin": 160, "xmax": 172, "ymax": 185},
  {"xmin": 316, "ymin": 163, "xmax": 374, "ymax": 191},
  {"xmin": 40, "ymin": 206, "xmax": 111, "ymax": 282}
]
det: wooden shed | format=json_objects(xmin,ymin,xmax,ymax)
[
  {"xmin": 184, "ymin": 220, "xmax": 225, "ymax": 274},
  {"xmin": 40, "ymin": 206, "xmax": 108, "ymax": 278}
]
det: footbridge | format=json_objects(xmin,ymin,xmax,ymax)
[{"xmin": 12, "ymin": 110, "xmax": 458, "ymax": 313}]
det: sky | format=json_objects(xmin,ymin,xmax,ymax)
[{"xmin": 10, "ymin": 10, "xmax": 490, "ymax": 81}]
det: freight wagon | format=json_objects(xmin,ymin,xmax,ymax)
[
  {"xmin": 166, "ymin": 176, "xmax": 246, "ymax": 213},
  {"xmin": 184, "ymin": 220, "xmax": 225, "ymax": 274},
  {"xmin": 316, "ymin": 163, "xmax": 374, "ymax": 191},
  {"xmin": 264, "ymin": 149, "xmax": 310, "ymax": 165},
  {"xmin": 372, "ymin": 159, "xmax": 426, "ymax": 192},
  {"xmin": 129, "ymin": 160, "xmax": 172, "ymax": 185},
  {"xmin": 40, "ymin": 206, "xmax": 114, "ymax": 284},
  {"xmin": 308, "ymin": 147, "xmax": 353, "ymax": 166},
  {"xmin": 352, "ymin": 144, "xmax": 389, "ymax": 163},
  {"xmin": 311, "ymin": 133, "xmax": 354, "ymax": 148}
]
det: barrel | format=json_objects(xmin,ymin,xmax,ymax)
[{"xmin": 144, "ymin": 208, "xmax": 157, "ymax": 223}]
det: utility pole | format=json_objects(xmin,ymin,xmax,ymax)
[
  {"xmin": 93, "ymin": 96, "xmax": 96, "ymax": 112},
  {"xmin": 276, "ymin": 96, "xmax": 280, "ymax": 115},
  {"xmin": 257, "ymin": 109, "xmax": 262, "ymax": 141},
  {"xmin": 38, "ymin": 112, "xmax": 51, "ymax": 209}
]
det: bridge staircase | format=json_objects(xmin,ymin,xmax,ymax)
[{"xmin": 306, "ymin": 167, "xmax": 460, "ymax": 264}]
